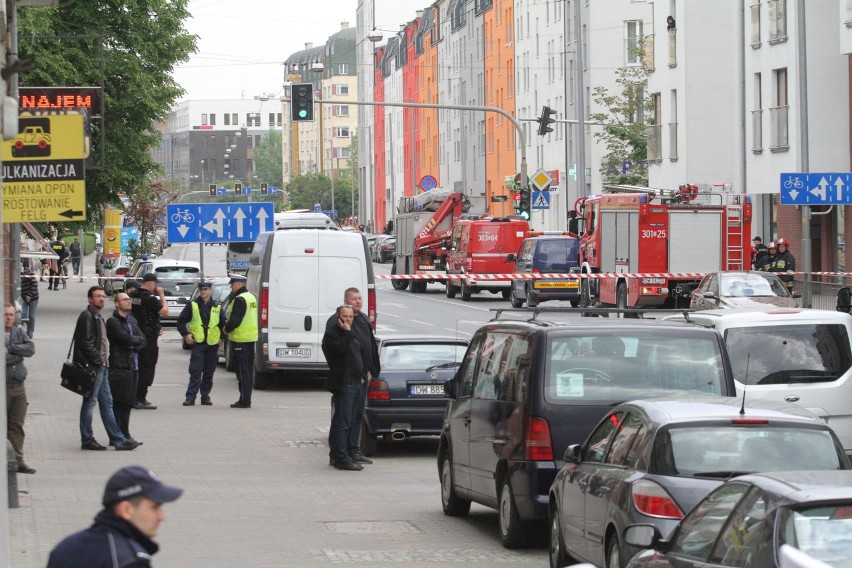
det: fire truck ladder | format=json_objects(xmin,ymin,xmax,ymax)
[
  {"xmin": 725, "ymin": 203, "xmax": 745, "ymax": 270},
  {"xmin": 602, "ymin": 184, "xmax": 686, "ymax": 202}
]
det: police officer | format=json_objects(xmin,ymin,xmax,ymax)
[
  {"xmin": 751, "ymin": 236, "xmax": 769, "ymax": 269},
  {"xmin": 130, "ymin": 273, "xmax": 168, "ymax": 409},
  {"xmin": 177, "ymin": 281, "xmax": 223, "ymax": 406},
  {"xmin": 224, "ymin": 275, "xmax": 258, "ymax": 408}
]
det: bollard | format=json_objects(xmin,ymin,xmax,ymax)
[{"xmin": 7, "ymin": 440, "xmax": 19, "ymax": 508}]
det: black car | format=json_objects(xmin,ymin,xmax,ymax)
[
  {"xmin": 361, "ymin": 336, "xmax": 469, "ymax": 456},
  {"xmin": 438, "ymin": 312, "xmax": 738, "ymax": 549},
  {"xmin": 624, "ymin": 470, "xmax": 852, "ymax": 568}
]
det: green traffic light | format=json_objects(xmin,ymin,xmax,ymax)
[{"xmin": 298, "ymin": 109, "xmax": 308, "ymax": 118}]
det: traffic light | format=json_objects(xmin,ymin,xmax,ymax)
[
  {"xmin": 209, "ymin": 183, "xmax": 217, "ymax": 196},
  {"xmin": 518, "ymin": 188, "xmax": 531, "ymax": 220},
  {"xmin": 235, "ymin": 182, "xmax": 242, "ymax": 195},
  {"xmin": 291, "ymin": 83, "xmax": 315, "ymax": 122},
  {"xmin": 537, "ymin": 106, "xmax": 557, "ymax": 136},
  {"xmin": 260, "ymin": 182, "xmax": 268, "ymax": 195}
]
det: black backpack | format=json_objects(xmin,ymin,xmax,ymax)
[{"xmin": 70, "ymin": 241, "xmax": 81, "ymax": 256}]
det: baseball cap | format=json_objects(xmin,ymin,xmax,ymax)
[
  {"xmin": 198, "ymin": 281, "xmax": 212, "ymax": 289},
  {"xmin": 102, "ymin": 465, "xmax": 183, "ymax": 507},
  {"xmin": 229, "ymin": 275, "xmax": 247, "ymax": 284},
  {"xmin": 124, "ymin": 279, "xmax": 140, "ymax": 290},
  {"xmin": 142, "ymin": 273, "xmax": 158, "ymax": 283}
]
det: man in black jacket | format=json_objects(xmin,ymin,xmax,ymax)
[
  {"xmin": 73, "ymin": 286, "xmax": 139, "ymax": 451},
  {"xmin": 130, "ymin": 273, "xmax": 168, "ymax": 410},
  {"xmin": 106, "ymin": 293, "xmax": 146, "ymax": 444},
  {"xmin": 20, "ymin": 266, "xmax": 38, "ymax": 338},
  {"xmin": 47, "ymin": 465, "xmax": 182, "ymax": 567}
]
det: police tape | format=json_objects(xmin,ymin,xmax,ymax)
[{"xmin": 374, "ymin": 271, "xmax": 840, "ymax": 281}]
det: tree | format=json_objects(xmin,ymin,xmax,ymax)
[
  {"xmin": 123, "ymin": 181, "xmax": 178, "ymax": 255},
  {"xmin": 589, "ymin": 65, "xmax": 652, "ymax": 186},
  {"xmin": 253, "ymin": 130, "xmax": 283, "ymax": 189},
  {"xmin": 286, "ymin": 173, "xmax": 352, "ymax": 219},
  {"xmin": 17, "ymin": 2, "xmax": 197, "ymax": 215}
]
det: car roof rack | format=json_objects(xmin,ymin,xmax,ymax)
[{"xmin": 489, "ymin": 307, "xmax": 695, "ymax": 322}]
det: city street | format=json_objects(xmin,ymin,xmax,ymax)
[{"xmin": 9, "ymin": 244, "xmax": 547, "ymax": 567}]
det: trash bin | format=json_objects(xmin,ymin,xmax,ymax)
[{"xmin": 7, "ymin": 440, "xmax": 18, "ymax": 508}]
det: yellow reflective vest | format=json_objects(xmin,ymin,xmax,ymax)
[
  {"xmin": 228, "ymin": 291, "xmax": 258, "ymax": 343},
  {"xmin": 188, "ymin": 301, "xmax": 221, "ymax": 345}
]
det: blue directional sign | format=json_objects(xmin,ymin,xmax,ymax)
[
  {"xmin": 780, "ymin": 172, "xmax": 852, "ymax": 205},
  {"xmin": 166, "ymin": 202, "xmax": 274, "ymax": 244},
  {"xmin": 532, "ymin": 190, "xmax": 551, "ymax": 210}
]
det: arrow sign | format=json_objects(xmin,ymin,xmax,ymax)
[
  {"xmin": 203, "ymin": 208, "xmax": 226, "ymax": 238},
  {"xmin": 781, "ymin": 173, "xmax": 852, "ymax": 205},
  {"xmin": 166, "ymin": 203, "xmax": 275, "ymax": 244},
  {"xmin": 257, "ymin": 207, "xmax": 270, "ymax": 232},
  {"xmin": 59, "ymin": 209, "xmax": 84, "ymax": 218}
]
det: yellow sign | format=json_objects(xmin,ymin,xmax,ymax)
[
  {"xmin": 530, "ymin": 168, "xmax": 552, "ymax": 192},
  {"xmin": 103, "ymin": 227, "xmax": 122, "ymax": 256},
  {"xmin": 2, "ymin": 113, "xmax": 87, "ymax": 222},
  {"xmin": 104, "ymin": 209, "xmax": 122, "ymax": 227}
]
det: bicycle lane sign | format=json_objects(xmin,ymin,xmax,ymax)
[
  {"xmin": 166, "ymin": 203, "xmax": 274, "ymax": 243},
  {"xmin": 780, "ymin": 172, "xmax": 852, "ymax": 205}
]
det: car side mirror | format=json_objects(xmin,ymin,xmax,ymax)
[
  {"xmin": 505, "ymin": 253, "xmax": 516, "ymax": 262},
  {"xmin": 792, "ymin": 291, "xmax": 802, "ymax": 299},
  {"xmin": 704, "ymin": 291, "xmax": 716, "ymax": 300},
  {"xmin": 563, "ymin": 444, "xmax": 582, "ymax": 463},
  {"xmin": 623, "ymin": 524, "xmax": 665, "ymax": 549},
  {"xmin": 443, "ymin": 378, "xmax": 457, "ymax": 399}
]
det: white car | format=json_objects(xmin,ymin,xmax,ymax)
[
  {"xmin": 666, "ymin": 308, "xmax": 852, "ymax": 455},
  {"xmin": 124, "ymin": 258, "xmax": 201, "ymax": 322}
]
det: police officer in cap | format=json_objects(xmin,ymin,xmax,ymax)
[
  {"xmin": 224, "ymin": 275, "xmax": 258, "ymax": 408},
  {"xmin": 177, "ymin": 281, "xmax": 223, "ymax": 406},
  {"xmin": 130, "ymin": 273, "xmax": 168, "ymax": 409}
]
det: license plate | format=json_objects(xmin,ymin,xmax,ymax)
[
  {"xmin": 166, "ymin": 299, "xmax": 179, "ymax": 306},
  {"xmin": 277, "ymin": 348, "xmax": 311, "ymax": 358},
  {"xmin": 534, "ymin": 281, "xmax": 579, "ymax": 289},
  {"xmin": 642, "ymin": 277, "xmax": 666, "ymax": 284},
  {"xmin": 411, "ymin": 384, "xmax": 444, "ymax": 396}
]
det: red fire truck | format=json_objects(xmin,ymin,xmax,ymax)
[{"xmin": 570, "ymin": 184, "xmax": 752, "ymax": 310}]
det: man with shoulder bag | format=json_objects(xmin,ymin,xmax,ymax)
[{"xmin": 106, "ymin": 292, "xmax": 146, "ymax": 445}]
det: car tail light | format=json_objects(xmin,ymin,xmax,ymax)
[
  {"xmin": 260, "ymin": 289, "xmax": 269, "ymax": 327},
  {"xmin": 524, "ymin": 417, "xmax": 554, "ymax": 461},
  {"xmin": 368, "ymin": 288, "xmax": 376, "ymax": 329},
  {"xmin": 632, "ymin": 479, "xmax": 684, "ymax": 520},
  {"xmin": 731, "ymin": 419, "xmax": 769, "ymax": 425},
  {"xmin": 116, "ymin": 267, "xmax": 128, "ymax": 275},
  {"xmin": 831, "ymin": 506, "xmax": 852, "ymax": 520},
  {"xmin": 367, "ymin": 379, "xmax": 389, "ymax": 401},
  {"xmin": 532, "ymin": 268, "xmax": 540, "ymax": 274}
]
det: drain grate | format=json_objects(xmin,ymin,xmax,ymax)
[{"xmin": 324, "ymin": 521, "xmax": 420, "ymax": 535}]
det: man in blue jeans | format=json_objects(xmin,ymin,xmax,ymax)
[{"xmin": 72, "ymin": 286, "xmax": 139, "ymax": 451}]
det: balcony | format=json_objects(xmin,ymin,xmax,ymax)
[
  {"xmin": 668, "ymin": 122, "xmax": 678, "ymax": 161},
  {"xmin": 751, "ymin": 109, "xmax": 763, "ymax": 152},
  {"xmin": 769, "ymin": 105, "xmax": 789, "ymax": 151},
  {"xmin": 646, "ymin": 124, "xmax": 662, "ymax": 162}
]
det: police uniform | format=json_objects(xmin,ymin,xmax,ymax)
[
  {"xmin": 224, "ymin": 276, "xmax": 258, "ymax": 408},
  {"xmin": 177, "ymin": 282, "xmax": 223, "ymax": 405},
  {"xmin": 130, "ymin": 274, "xmax": 164, "ymax": 408}
]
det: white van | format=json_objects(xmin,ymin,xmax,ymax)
[{"xmin": 245, "ymin": 229, "xmax": 375, "ymax": 388}]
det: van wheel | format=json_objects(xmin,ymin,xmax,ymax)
[
  {"xmin": 440, "ymin": 452, "xmax": 471, "ymax": 516},
  {"xmin": 360, "ymin": 419, "xmax": 378, "ymax": 456},
  {"xmin": 446, "ymin": 283, "xmax": 457, "ymax": 298},
  {"xmin": 461, "ymin": 281, "xmax": 472, "ymax": 301},
  {"xmin": 390, "ymin": 260, "xmax": 409, "ymax": 290},
  {"xmin": 499, "ymin": 478, "xmax": 532, "ymax": 548},
  {"xmin": 510, "ymin": 285, "xmax": 524, "ymax": 308},
  {"xmin": 254, "ymin": 369, "xmax": 272, "ymax": 390},
  {"xmin": 224, "ymin": 341, "xmax": 236, "ymax": 371},
  {"xmin": 526, "ymin": 285, "xmax": 539, "ymax": 308}
]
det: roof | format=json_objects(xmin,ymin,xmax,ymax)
[
  {"xmin": 621, "ymin": 397, "xmax": 826, "ymax": 425},
  {"xmin": 377, "ymin": 335, "xmax": 469, "ymax": 346},
  {"xmin": 733, "ymin": 471, "xmax": 852, "ymax": 503},
  {"xmin": 670, "ymin": 308, "xmax": 851, "ymax": 328}
]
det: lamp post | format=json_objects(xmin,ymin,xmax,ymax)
[{"xmin": 329, "ymin": 132, "xmax": 335, "ymax": 215}]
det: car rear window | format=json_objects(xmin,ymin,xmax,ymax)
[
  {"xmin": 545, "ymin": 331, "xmax": 726, "ymax": 404},
  {"xmin": 381, "ymin": 343, "xmax": 467, "ymax": 371},
  {"xmin": 536, "ymin": 239, "xmax": 578, "ymax": 271},
  {"xmin": 655, "ymin": 425, "xmax": 846, "ymax": 477},
  {"xmin": 725, "ymin": 324, "xmax": 852, "ymax": 385}
]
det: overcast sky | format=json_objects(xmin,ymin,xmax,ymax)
[{"xmin": 173, "ymin": 0, "xmax": 426, "ymax": 102}]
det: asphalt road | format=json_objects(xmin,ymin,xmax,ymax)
[{"xmin": 8, "ymin": 244, "xmax": 548, "ymax": 567}]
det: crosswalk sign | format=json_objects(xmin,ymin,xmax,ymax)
[{"xmin": 532, "ymin": 191, "xmax": 551, "ymax": 210}]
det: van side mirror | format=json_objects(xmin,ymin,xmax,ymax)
[
  {"xmin": 443, "ymin": 378, "xmax": 457, "ymax": 399},
  {"xmin": 837, "ymin": 287, "xmax": 852, "ymax": 313},
  {"xmin": 563, "ymin": 444, "xmax": 582, "ymax": 463},
  {"xmin": 505, "ymin": 253, "xmax": 516, "ymax": 262}
]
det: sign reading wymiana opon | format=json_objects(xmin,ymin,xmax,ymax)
[{"xmin": 2, "ymin": 113, "xmax": 87, "ymax": 222}]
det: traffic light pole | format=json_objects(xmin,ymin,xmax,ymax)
[{"xmin": 315, "ymin": 99, "xmax": 531, "ymax": 200}]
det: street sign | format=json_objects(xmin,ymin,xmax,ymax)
[
  {"xmin": 1, "ymin": 113, "xmax": 88, "ymax": 222},
  {"xmin": 166, "ymin": 202, "xmax": 274, "ymax": 244},
  {"xmin": 780, "ymin": 173, "xmax": 852, "ymax": 205},
  {"xmin": 530, "ymin": 168, "xmax": 552, "ymax": 191},
  {"xmin": 532, "ymin": 191, "xmax": 551, "ymax": 210},
  {"xmin": 420, "ymin": 175, "xmax": 437, "ymax": 191}
]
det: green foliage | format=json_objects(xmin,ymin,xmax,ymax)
[
  {"xmin": 286, "ymin": 173, "xmax": 353, "ymax": 218},
  {"xmin": 17, "ymin": 1, "xmax": 197, "ymax": 214},
  {"xmin": 123, "ymin": 181, "xmax": 178, "ymax": 254},
  {"xmin": 253, "ymin": 130, "xmax": 283, "ymax": 189},
  {"xmin": 589, "ymin": 66, "xmax": 652, "ymax": 186}
]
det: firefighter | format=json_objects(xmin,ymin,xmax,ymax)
[
  {"xmin": 774, "ymin": 237, "xmax": 796, "ymax": 293},
  {"xmin": 751, "ymin": 236, "xmax": 769, "ymax": 269},
  {"xmin": 756, "ymin": 242, "xmax": 777, "ymax": 272}
]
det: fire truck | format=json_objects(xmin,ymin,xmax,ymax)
[
  {"xmin": 570, "ymin": 184, "xmax": 752, "ymax": 311},
  {"xmin": 391, "ymin": 189, "xmax": 471, "ymax": 293}
]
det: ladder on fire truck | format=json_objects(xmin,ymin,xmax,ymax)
[{"xmin": 724, "ymin": 197, "xmax": 745, "ymax": 271}]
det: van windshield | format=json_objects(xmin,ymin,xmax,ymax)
[
  {"xmin": 545, "ymin": 331, "xmax": 725, "ymax": 404},
  {"xmin": 725, "ymin": 324, "xmax": 852, "ymax": 385}
]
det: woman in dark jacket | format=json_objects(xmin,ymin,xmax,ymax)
[{"xmin": 106, "ymin": 293, "xmax": 146, "ymax": 444}]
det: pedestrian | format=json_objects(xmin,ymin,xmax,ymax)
[
  {"xmin": 774, "ymin": 237, "xmax": 796, "ymax": 293},
  {"xmin": 130, "ymin": 273, "xmax": 168, "ymax": 410},
  {"xmin": 47, "ymin": 465, "xmax": 183, "ymax": 568},
  {"xmin": 6, "ymin": 303, "xmax": 36, "ymax": 474},
  {"xmin": 751, "ymin": 236, "xmax": 768, "ymax": 270},
  {"xmin": 125, "ymin": 279, "xmax": 140, "ymax": 296},
  {"xmin": 20, "ymin": 266, "xmax": 39, "ymax": 338},
  {"xmin": 69, "ymin": 238, "xmax": 82, "ymax": 276},
  {"xmin": 667, "ymin": 15, "xmax": 676, "ymax": 30},
  {"xmin": 106, "ymin": 292, "xmax": 146, "ymax": 444},
  {"xmin": 73, "ymin": 286, "xmax": 139, "ymax": 451},
  {"xmin": 178, "ymin": 281, "xmax": 223, "ymax": 406},
  {"xmin": 223, "ymin": 275, "xmax": 258, "ymax": 409},
  {"xmin": 757, "ymin": 241, "xmax": 777, "ymax": 272},
  {"xmin": 50, "ymin": 238, "xmax": 69, "ymax": 290}
]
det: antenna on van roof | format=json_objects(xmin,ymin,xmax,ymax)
[{"xmin": 739, "ymin": 353, "xmax": 750, "ymax": 416}]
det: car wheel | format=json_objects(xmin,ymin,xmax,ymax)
[
  {"xmin": 526, "ymin": 285, "xmax": 539, "ymax": 308},
  {"xmin": 440, "ymin": 451, "xmax": 471, "ymax": 517},
  {"xmin": 606, "ymin": 534, "xmax": 622, "ymax": 568},
  {"xmin": 254, "ymin": 369, "xmax": 272, "ymax": 390},
  {"xmin": 224, "ymin": 340, "xmax": 235, "ymax": 372},
  {"xmin": 549, "ymin": 505, "xmax": 570, "ymax": 568},
  {"xmin": 461, "ymin": 280, "xmax": 472, "ymax": 302},
  {"xmin": 499, "ymin": 478, "xmax": 532, "ymax": 548},
  {"xmin": 446, "ymin": 282, "xmax": 457, "ymax": 298},
  {"xmin": 360, "ymin": 419, "xmax": 378, "ymax": 456},
  {"xmin": 510, "ymin": 285, "xmax": 524, "ymax": 308}
]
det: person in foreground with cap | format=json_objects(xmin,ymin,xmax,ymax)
[
  {"xmin": 223, "ymin": 275, "xmax": 258, "ymax": 408},
  {"xmin": 751, "ymin": 236, "xmax": 768, "ymax": 269},
  {"xmin": 177, "ymin": 281, "xmax": 223, "ymax": 406},
  {"xmin": 130, "ymin": 273, "xmax": 168, "ymax": 410},
  {"xmin": 47, "ymin": 465, "xmax": 183, "ymax": 567}
]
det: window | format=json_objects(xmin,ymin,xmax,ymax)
[
  {"xmin": 232, "ymin": 113, "xmax": 237, "ymax": 125},
  {"xmin": 669, "ymin": 483, "xmax": 751, "ymax": 561},
  {"xmin": 606, "ymin": 413, "xmax": 646, "ymax": 466},
  {"xmin": 768, "ymin": 0, "xmax": 787, "ymax": 41},
  {"xmin": 709, "ymin": 490, "xmax": 770, "ymax": 566},
  {"xmin": 583, "ymin": 412, "xmax": 623, "ymax": 463},
  {"xmin": 475, "ymin": 0, "xmax": 492, "ymax": 14},
  {"xmin": 201, "ymin": 113, "xmax": 208, "ymax": 126},
  {"xmin": 770, "ymin": 67, "xmax": 788, "ymax": 150},
  {"xmin": 338, "ymin": 63, "xmax": 348, "ymax": 75},
  {"xmin": 334, "ymin": 126, "xmax": 350, "ymax": 138},
  {"xmin": 247, "ymin": 113, "xmax": 260, "ymax": 127},
  {"xmin": 750, "ymin": 1, "xmax": 761, "ymax": 46},
  {"xmin": 209, "ymin": 113, "xmax": 216, "ymax": 126},
  {"xmin": 752, "ymin": 73, "xmax": 763, "ymax": 151},
  {"xmin": 334, "ymin": 105, "xmax": 349, "ymax": 117},
  {"xmin": 224, "ymin": 113, "xmax": 231, "ymax": 126},
  {"xmin": 625, "ymin": 20, "xmax": 643, "ymax": 65},
  {"xmin": 269, "ymin": 113, "xmax": 275, "ymax": 126},
  {"xmin": 455, "ymin": 335, "xmax": 483, "ymax": 398},
  {"xmin": 669, "ymin": 90, "xmax": 678, "ymax": 161}
]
